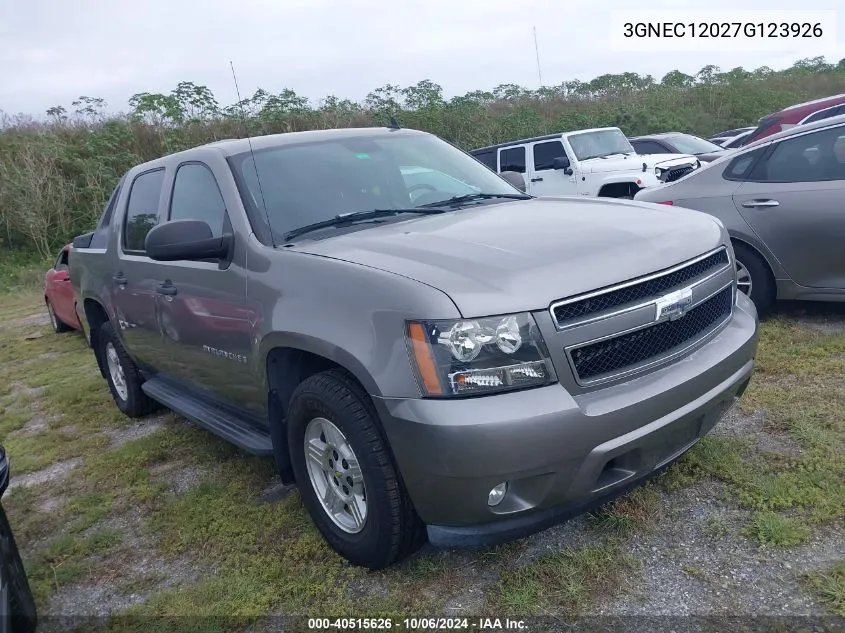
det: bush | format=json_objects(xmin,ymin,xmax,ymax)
[{"xmin": 1, "ymin": 56, "xmax": 844, "ymax": 256}]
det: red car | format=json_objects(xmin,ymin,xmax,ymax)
[
  {"xmin": 44, "ymin": 243, "xmax": 82, "ymax": 334},
  {"xmin": 742, "ymin": 93, "xmax": 845, "ymax": 146}
]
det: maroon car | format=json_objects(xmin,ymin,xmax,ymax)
[
  {"xmin": 742, "ymin": 93, "xmax": 845, "ymax": 146},
  {"xmin": 44, "ymin": 243, "xmax": 82, "ymax": 334}
]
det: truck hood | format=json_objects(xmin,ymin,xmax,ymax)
[
  {"xmin": 289, "ymin": 197, "xmax": 725, "ymax": 317},
  {"xmin": 583, "ymin": 153, "xmax": 699, "ymax": 174}
]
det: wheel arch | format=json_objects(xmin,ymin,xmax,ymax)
[
  {"xmin": 597, "ymin": 180, "xmax": 641, "ymax": 198},
  {"xmin": 83, "ymin": 298, "xmax": 111, "ymax": 378},
  {"xmin": 262, "ymin": 336, "xmax": 386, "ymax": 485}
]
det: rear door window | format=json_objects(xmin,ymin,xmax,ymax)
[
  {"xmin": 123, "ymin": 169, "xmax": 165, "ymax": 253},
  {"xmin": 499, "ymin": 146, "xmax": 526, "ymax": 173}
]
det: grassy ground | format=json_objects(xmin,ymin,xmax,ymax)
[{"xmin": 1, "ymin": 286, "xmax": 843, "ymax": 632}]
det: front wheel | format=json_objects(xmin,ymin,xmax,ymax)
[
  {"xmin": 732, "ymin": 243, "xmax": 775, "ymax": 317},
  {"xmin": 287, "ymin": 370, "xmax": 425, "ymax": 570}
]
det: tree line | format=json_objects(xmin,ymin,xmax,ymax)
[{"xmin": 1, "ymin": 56, "xmax": 844, "ymax": 258}]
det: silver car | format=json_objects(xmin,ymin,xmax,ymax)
[{"xmin": 636, "ymin": 114, "xmax": 845, "ymax": 315}]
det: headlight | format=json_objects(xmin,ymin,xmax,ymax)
[
  {"xmin": 654, "ymin": 167, "xmax": 664, "ymax": 178},
  {"xmin": 407, "ymin": 313, "xmax": 554, "ymax": 397}
]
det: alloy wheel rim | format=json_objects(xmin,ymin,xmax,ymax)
[
  {"xmin": 304, "ymin": 417, "xmax": 367, "ymax": 534},
  {"xmin": 48, "ymin": 304, "xmax": 57, "ymax": 329},
  {"xmin": 736, "ymin": 260, "xmax": 753, "ymax": 296},
  {"xmin": 105, "ymin": 342, "xmax": 129, "ymax": 401}
]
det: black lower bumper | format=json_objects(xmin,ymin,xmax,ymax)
[{"xmin": 426, "ymin": 450, "xmax": 682, "ymax": 549}]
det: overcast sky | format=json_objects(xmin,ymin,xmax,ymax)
[{"xmin": 1, "ymin": 0, "xmax": 843, "ymax": 116}]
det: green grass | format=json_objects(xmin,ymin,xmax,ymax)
[
  {"xmin": 659, "ymin": 316, "xmax": 845, "ymax": 545},
  {"xmin": 743, "ymin": 511, "xmax": 810, "ymax": 547},
  {"xmin": 495, "ymin": 542, "xmax": 638, "ymax": 615},
  {"xmin": 802, "ymin": 561, "xmax": 845, "ymax": 616}
]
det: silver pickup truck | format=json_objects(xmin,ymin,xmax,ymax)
[{"xmin": 70, "ymin": 126, "xmax": 759, "ymax": 569}]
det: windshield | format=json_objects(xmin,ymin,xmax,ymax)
[
  {"xmin": 568, "ymin": 129, "xmax": 634, "ymax": 161},
  {"xmin": 666, "ymin": 134, "xmax": 724, "ymax": 155},
  {"xmin": 229, "ymin": 133, "xmax": 520, "ymax": 243}
]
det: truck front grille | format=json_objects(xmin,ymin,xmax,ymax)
[
  {"xmin": 663, "ymin": 164, "xmax": 696, "ymax": 182},
  {"xmin": 552, "ymin": 248, "xmax": 729, "ymax": 327},
  {"xmin": 569, "ymin": 285, "xmax": 733, "ymax": 383}
]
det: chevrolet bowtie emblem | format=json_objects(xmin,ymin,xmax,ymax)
[{"xmin": 654, "ymin": 287, "xmax": 694, "ymax": 322}]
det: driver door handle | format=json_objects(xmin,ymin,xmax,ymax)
[
  {"xmin": 530, "ymin": 177, "xmax": 543, "ymax": 182},
  {"xmin": 741, "ymin": 199, "xmax": 779, "ymax": 208}
]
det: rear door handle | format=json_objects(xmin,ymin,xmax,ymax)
[
  {"xmin": 741, "ymin": 199, "xmax": 779, "ymax": 208},
  {"xmin": 113, "ymin": 273, "xmax": 127, "ymax": 286},
  {"xmin": 156, "ymin": 283, "xmax": 177, "ymax": 296},
  {"xmin": 530, "ymin": 177, "xmax": 543, "ymax": 182}
]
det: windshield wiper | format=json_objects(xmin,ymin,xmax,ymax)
[
  {"xmin": 420, "ymin": 192, "xmax": 532, "ymax": 208},
  {"xmin": 283, "ymin": 208, "xmax": 446, "ymax": 241},
  {"xmin": 594, "ymin": 151, "xmax": 632, "ymax": 159}
]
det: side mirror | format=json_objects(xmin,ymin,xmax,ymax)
[
  {"xmin": 553, "ymin": 157, "xmax": 572, "ymax": 174},
  {"xmin": 499, "ymin": 170, "xmax": 526, "ymax": 192},
  {"xmin": 145, "ymin": 220, "xmax": 232, "ymax": 262}
]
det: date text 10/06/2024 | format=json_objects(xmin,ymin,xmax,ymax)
[{"xmin": 307, "ymin": 617, "xmax": 527, "ymax": 630}]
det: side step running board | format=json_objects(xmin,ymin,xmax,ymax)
[{"xmin": 141, "ymin": 378, "xmax": 274, "ymax": 456}]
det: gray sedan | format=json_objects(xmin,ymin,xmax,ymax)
[{"xmin": 635, "ymin": 114, "xmax": 845, "ymax": 315}]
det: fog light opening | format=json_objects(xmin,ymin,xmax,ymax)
[{"xmin": 487, "ymin": 482, "xmax": 509, "ymax": 507}]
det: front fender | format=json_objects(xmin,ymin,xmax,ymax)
[{"xmin": 249, "ymin": 249, "xmax": 462, "ymax": 399}]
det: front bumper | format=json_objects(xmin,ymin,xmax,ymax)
[{"xmin": 374, "ymin": 293, "xmax": 758, "ymax": 547}]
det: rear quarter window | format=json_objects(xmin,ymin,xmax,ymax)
[{"xmin": 722, "ymin": 147, "xmax": 767, "ymax": 181}]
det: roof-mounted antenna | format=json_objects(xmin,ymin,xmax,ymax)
[
  {"xmin": 229, "ymin": 61, "xmax": 274, "ymax": 247},
  {"xmin": 387, "ymin": 114, "xmax": 401, "ymax": 130}
]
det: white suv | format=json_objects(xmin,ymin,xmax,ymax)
[{"xmin": 471, "ymin": 127, "xmax": 701, "ymax": 198}]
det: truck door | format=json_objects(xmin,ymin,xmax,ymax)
[
  {"xmin": 527, "ymin": 139, "xmax": 578, "ymax": 196},
  {"xmin": 150, "ymin": 160, "xmax": 258, "ymax": 412},
  {"xmin": 111, "ymin": 168, "xmax": 168, "ymax": 371}
]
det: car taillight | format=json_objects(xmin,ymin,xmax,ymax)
[{"xmin": 657, "ymin": 201, "xmax": 674, "ymax": 205}]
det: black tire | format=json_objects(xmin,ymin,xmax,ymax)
[
  {"xmin": 0, "ymin": 505, "xmax": 37, "ymax": 633},
  {"xmin": 732, "ymin": 243, "xmax": 775, "ymax": 317},
  {"xmin": 98, "ymin": 321, "xmax": 159, "ymax": 418},
  {"xmin": 287, "ymin": 370, "xmax": 425, "ymax": 570},
  {"xmin": 46, "ymin": 300, "xmax": 72, "ymax": 334}
]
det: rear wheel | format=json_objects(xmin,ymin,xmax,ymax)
[
  {"xmin": 46, "ymin": 300, "xmax": 72, "ymax": 333},
  {"xmin": 0, "ymin": 505, "xmax": 37, "ymax": 633},
  {"xmin": 287, "ymin": 370, "xmax": 425, "ymax": 569},
  {"xmin": 98, "ymin": 321, "xmax": 159, "ymax": 418},
  {"xmin": 732, "ymin": 243, "xmax": 775, "ymax": 317}
]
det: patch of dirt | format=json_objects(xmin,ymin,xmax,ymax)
[
  {"xmin": 259, "ymin": 475, "xmax": 297, "ymax": 503},
  {"xmin": 9, "ymin": 381, "xmax": 46, "ymax": 399},
  {"xmin": 103, "ymin": 421, "xmax": 163, "ymax": 448},
  {"xmin": 712, "ymin": 405, "xmax": 800, "ymax": 457},
  {"xmin": 42, "ymin": 506, "xmax": 203, "ymax": 624},
  {"xmin": 586, "ymin": 483, "xmax": 844, "ymax": 616},
  {"xmin": 37, "ymin": 493, "xmax": 68, "ymax": 513},
  {"xmin": 17, "ymin": 312, "xmax": 51, "ymax": 327},
  {"xmin": 148, "ymin": 459, "xmax": 214, "ymax": 495},
  {"xmin": 778, "ymin": 302, "xmax": 845, "ymax": 335},
  {"xmin": 7, "ymin": 458, "xmax": 82, "ymax": 492}
]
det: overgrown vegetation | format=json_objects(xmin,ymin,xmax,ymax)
[{"xmin": 1, "ymin": 56, "xmax": 845, "ymax": 258}]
